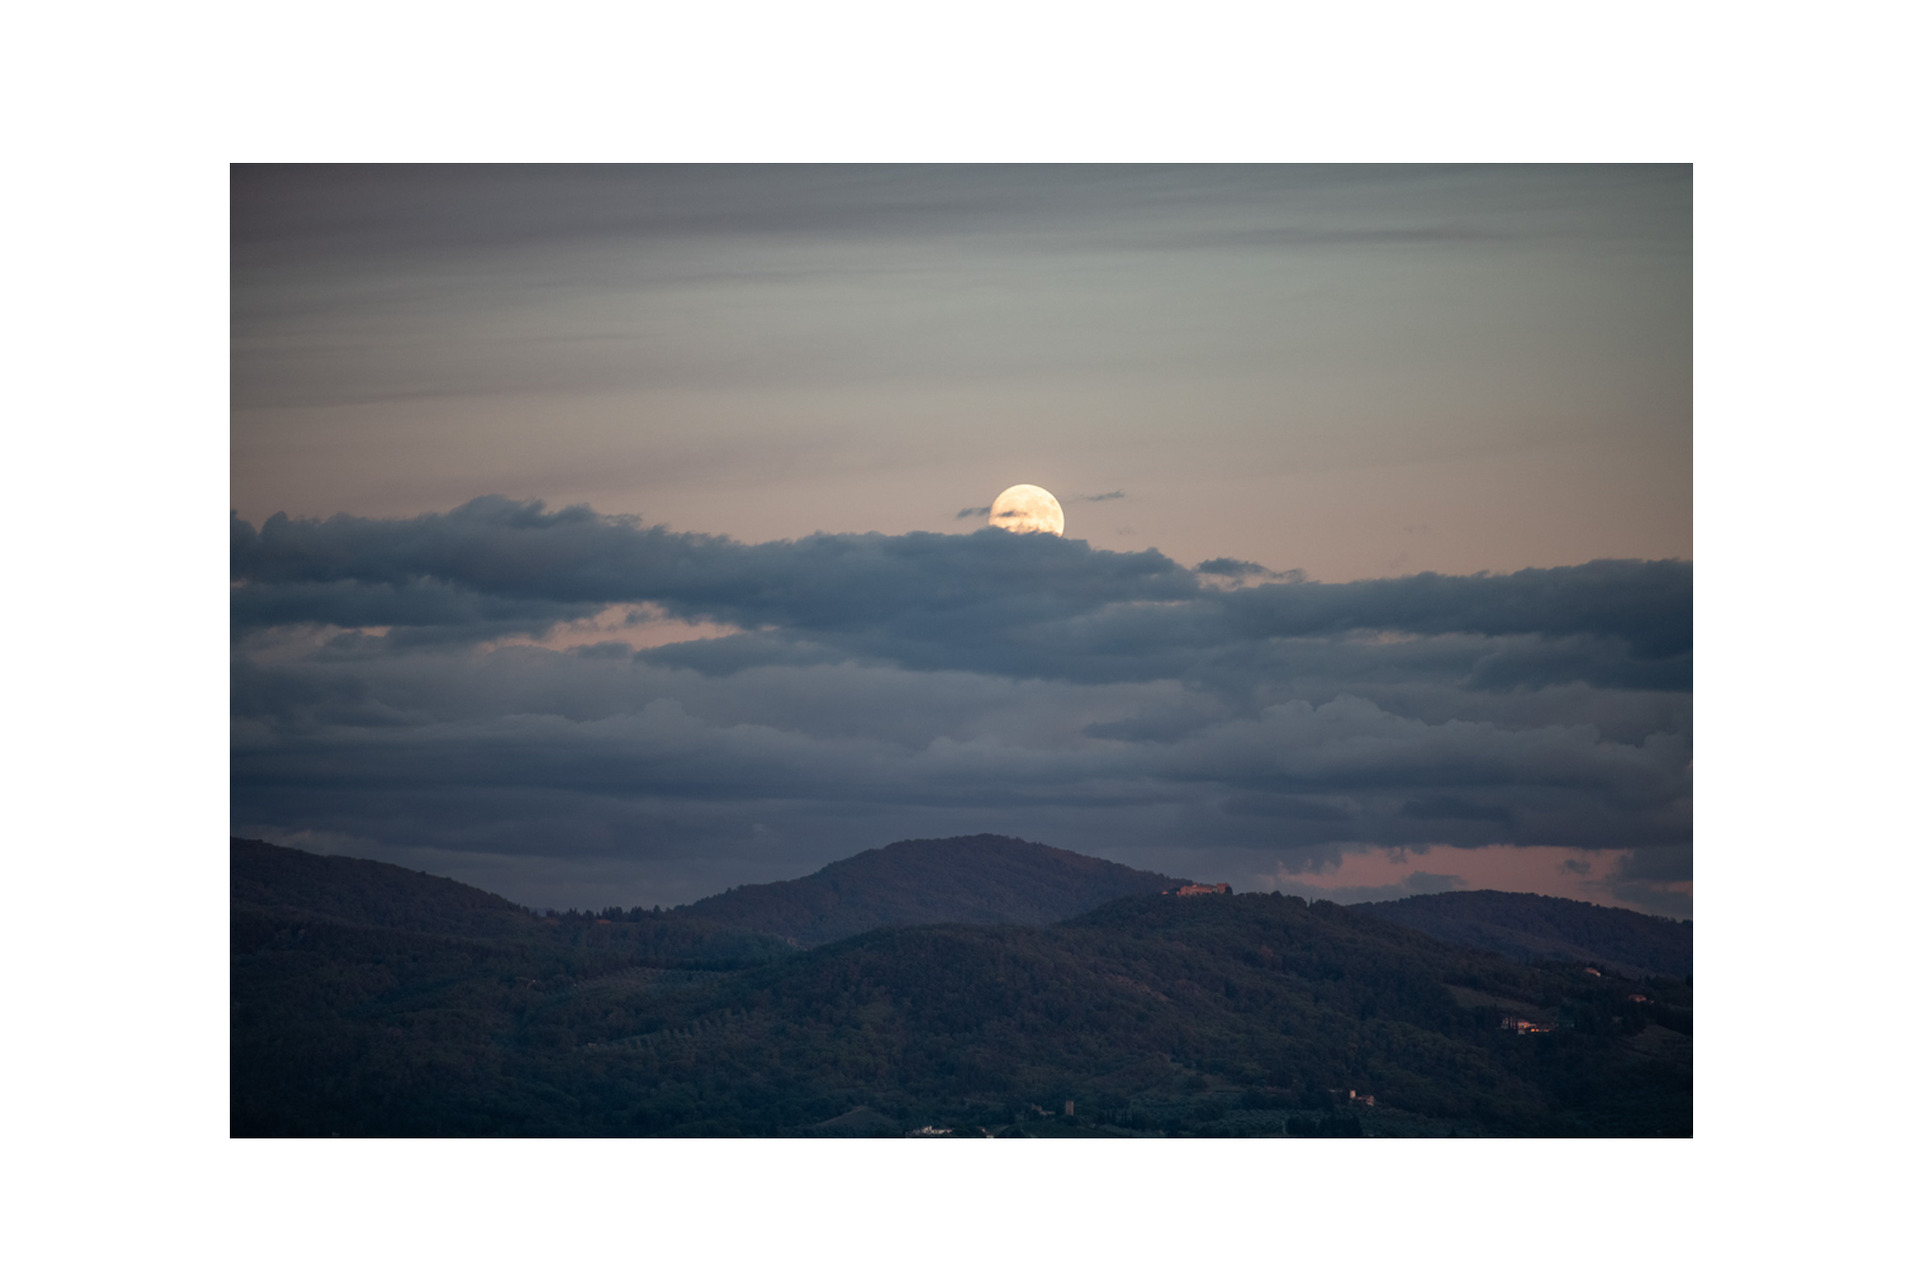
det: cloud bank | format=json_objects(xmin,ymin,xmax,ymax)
[{"xmin": 231, "ymin": 498, "xmax": 1692, "ymax": 912}]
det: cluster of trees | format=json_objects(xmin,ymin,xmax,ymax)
[{"xmin": 544, "ymin": 905, "xmax": 665, "ymax": 922}]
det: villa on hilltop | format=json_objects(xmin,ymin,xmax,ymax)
[{"xmin": 1168, "ymin": 883, "xmax": 1232, "ymax": 896}]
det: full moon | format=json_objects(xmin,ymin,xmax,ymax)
[{"xmin": 988, "ymin": 484, "xmax": 1065, "ymax": 536}]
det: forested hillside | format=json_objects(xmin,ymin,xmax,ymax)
[
  {"xmin": 233, "ymin": 838, "xmax": 539, "ymax": 938},
  {"xmin": 669, "ymin": 834, "xmax": 1185, "ymax": 945},
  {"xmin": 1351, "ymin": 890, "xmax": 1692, "ymax": 977},
  {"xmin": 233, "ymin": 839, "xmax": 1689, "ymax": 1137}
]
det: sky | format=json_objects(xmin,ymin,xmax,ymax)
[{"xmin": 231, "ymin": 164, "xmax": 1691, "ymax": 915}]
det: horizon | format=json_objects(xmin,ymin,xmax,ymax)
[{"xmin": 235, "ymin": 830, "xmax": 1692, "ymax": 923}]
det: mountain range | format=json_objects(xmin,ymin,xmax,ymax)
[{"xmin": 231, "ymin": 834, "xmax": 1691, "ymax": 1137}]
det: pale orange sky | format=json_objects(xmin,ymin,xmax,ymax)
[
  {"xmin": 233, "ymin": 165, "xmax": 1690, "ymax": 583},
  {"xmin": 1252, "ymin": 844, "xmax": 1690, "ymax": 917}
]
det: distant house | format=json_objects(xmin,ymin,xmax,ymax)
[
  {"xmin": 1627, "ymin": 993, "xmax": 1651, "ymax": 1004},
  {"xmin": 1347, "ymin": 1089, "xmax": 1376, "ymax": 1107},
  {"xmin": 1583, "ymin": 966, "xmax": 1603, "ymax": 977},
  {"xmin": 1168, "ymin": 883, "xmax": 1232, "ymax": 896},
  {"xmin": 906, "ymin": 1126, "xmax": 954, "ymax": 1137},
  {"xmin": 1500, "ymin": 1016, "xmax": 1552, "ymax": 1034}
]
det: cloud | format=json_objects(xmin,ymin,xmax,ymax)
[
  {"xmin": 231, "ymin": 499, "xmax": 1689, "ymax": 677},
  {"xmin": 1400, "ymin": 870, "xmax": 1469, "ymax": 895},
  {"xmin": 1080, "ymin": 491, "xmax": 1126, "ymax": 503},
  {"xmin": 1400, "ymin": 796, "xmax": 1514, "ymax": 823},
  {"xmin": 230, "ymin": 498, "xmax": 1691, "ymax": 908},
  {"xmin": 1602, "ymin": 844, "xmax": 1692, "ymax": 917},
  {"xmin": 1196, "ymin": 557, "xmax": 1267, "ymax": 577},
  {"xmin": 1612, "ymin": 844, "xmax": 1693, "ymax": 883},
  {"xmin": 1194, "ymin": 557, "xmax": 1306, "ymax": 585},
  {"xmin": 955, "ymin": 506, "xmax": 990, "ymax": 519},
  {"xmin": 1219, "ymin": 795, "xmax": 1355, "ymax": 823}
]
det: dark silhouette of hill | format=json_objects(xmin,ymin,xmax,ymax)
[
  {"xmin": 1350, "ymin": 891, "xmax": 1692, "ymax": 978},
  {"xmin": 231, "ymin": 836, "xmax": 795, "ymax": 967},
  {"xmin": 233, "ymin": 837, "xmax": 540, "ymax": 939},
  {"xmin": 232, "ymin": 839, "xmax": 1689, "ymax": 1138},
  {"xmin": 669, "ymin": 834, "xmax": 1185, "ymax": 945}
]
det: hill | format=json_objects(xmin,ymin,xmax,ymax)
[
  {"xmin": 231, "ymin": 837, "xmax": 796, "ymax": 970},
  {"xmin": 233, "ymin": 837, "xmax": 541, "ymax": 938},
  {"xmin": 669, "ymin": 834, "xmax": 1185, "ymax": 945},
  {"xmin": 232, "ymin": 840, "xmax": 1689, "ymax": 1137},
  {"xmin": 1350, "ymin": 891, "xmax": 1692, "ymax": 978}
]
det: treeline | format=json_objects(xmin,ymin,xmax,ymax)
[{"xmin": 543, "ymin": 905, "xmax": 666, "ymax": 922}]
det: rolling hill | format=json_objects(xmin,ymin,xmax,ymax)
[
  {"xmin": 232, "ymin": 837, "xmax": 540, "ymax": 938},
  {"xmin": 1350, "ymin": 890, "xmax": 1692, "ymax": 978},
  {"xmin": 668, "ymin": 833, "xmax": 1186, "ymax": 945}
]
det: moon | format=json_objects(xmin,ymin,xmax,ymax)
[{"xmin": 988, "ymin": 484, "xmax": 1065, "ymax": 536}]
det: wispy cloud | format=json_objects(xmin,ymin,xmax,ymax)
[{"xmin": 1195, "ymin": 557, "xmax": 1305, "ymax": 584}]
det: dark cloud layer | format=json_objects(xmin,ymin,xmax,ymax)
[
  {"xmin": 233, "ymin": 498, "xmax": 1688, "ymax": 676},
  {"xmin": 231, "ymin": 499, "xmax": 1692, "ymax": 911}
]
